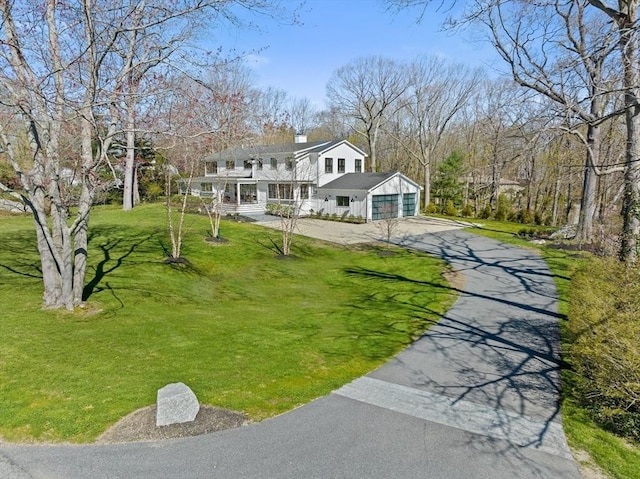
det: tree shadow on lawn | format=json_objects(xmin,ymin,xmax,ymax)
[
  {"xmin": 0, "ymin": 229, "xmax": 44, "ymax": 281},
  {"xmin": 345, "ymin": 229, "xmax": 568, "ymax": 458},
  {"xmin": 82, "ymin": 226, "xmax": 161, "ymax": 301}
]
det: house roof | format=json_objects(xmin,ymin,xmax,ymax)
[
  {"xmin": 203, "ymin": 141, "xmax": 332, "ymax": 161},
  {"xmin": 320, "ymin": 172, "xmax": 398, "ymax": 191},
  {"xmin": 203, "ymin": 139, "xmax": 368, "ymax": 161},
  {"xmin": 307, "ymin": 139, "xmax": 367, "ymax": 157}
]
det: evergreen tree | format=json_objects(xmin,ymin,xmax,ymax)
[{"xmin": 433, "ymin": 151, "xmax": 465, "ymax": 211}]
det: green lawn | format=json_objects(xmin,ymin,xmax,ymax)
[
  {"xmin": 0, "ymin": 205, "xmax": 456, "ymax": 443},
  {"xmin": 466, "ymin": 216, "xmax": 640, "ymax": 479}
]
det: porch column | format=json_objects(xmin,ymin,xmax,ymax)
[{"xmin": 236, "ymin": 184, "xmax": 240, "ymax": 206}]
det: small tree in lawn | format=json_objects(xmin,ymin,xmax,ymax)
[
  {"xmin": 374, "ymin": 203, "xmax": 400, "ymax": 250},
  {"xmin": 164, "ymin": 152, "xmax": 193, "ymax": 263},
  {"xmin": 266, "ymin": 158, "xmax": 310, "ymax": 256},
  {"xmin": 202, "ymin": 175, "xmax": 228, "ymax": 242},
  {"xmin": 275, "ymin": 180, "xmax": 303, "ymax": 257}
]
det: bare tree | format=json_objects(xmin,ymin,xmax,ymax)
[
  {"xmin": 374, "ymin": 205, "xmax": 400, "ymax": 249},
  {"xmin": 263, "ymin": 158, "xmax": 313, "ymax": 256},
  {"xmin": 475, "ymin": 0, "xmax": 623, "ymax": 242},
  {"xmin": 0, "ymin": 0, "xmax": 296, "ymax": 309},
  {"xmin": 288, "ymin": 97, "xmax": 318, "ymax": 135},
  {"xmin": 116, "ymin": 2, "xmax": 189, "ymax": 211},
  {"xmin": 586, "ymin": 0, "xmax": 640, "ymax": 262},
  {"xmin": 252, "ymin": 87, "xmax": 291, "ymax": 144},
  {"xmin": 327, "ymin": 56, "xmax": 410, "ymax": 172},
  {"xmin": 165, "ymin": 157, "xmax": 191, "ymax": 261},
  {"xmin": 391, "ymin": 56, "xmax": 481, "ymax": 206},
  {"xmin": 0, "ymin": 1, "xmax": 130, "ymax": 309},
  {"xmin": 202, "ymin": 179, "xmax": 226, "ymax": 241}
]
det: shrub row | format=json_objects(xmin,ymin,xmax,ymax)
[
  {"xmin": 265, "ymin": 202, "xmax": 294, "ymax": 218},
  {"xmin": 427, "ymin": 194, "xmax": 553, "ymax": 226},
  {"xmin": 308, "ymin": 208, "xmax": 364, "ymax": 224},
  {"xmin": 568, "ymin": 258, "xmax": 640, "ymax": 442}
]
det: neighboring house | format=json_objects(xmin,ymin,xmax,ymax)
[
  {"xmin": 462, "ymin": 175, "xmax": 525, "ymax": 199},
  {"xmin": 189, "ymin": 136, "xmax": 420, "ymax": 221}
]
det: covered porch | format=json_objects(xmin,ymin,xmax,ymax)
[{"xmin": 220, "ymin": 180, "xmax": 261, "ymax": 214}]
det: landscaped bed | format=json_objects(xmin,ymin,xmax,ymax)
[{"xmin": 0, "ymin": 204, "xmax": 456, "ymax": 443}]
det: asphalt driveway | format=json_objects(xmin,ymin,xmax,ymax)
[{"xmin": 0, "ymin": 225, "xmax": 581, "ymax": 479}]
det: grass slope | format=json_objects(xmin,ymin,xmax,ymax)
[{"xmin": 0, "ymin": 205, "xmax": 455, "ymax": 443}]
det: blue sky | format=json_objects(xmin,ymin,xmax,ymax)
[{"xmin": 215, "ymin": 0, "xmax": 500, "ymax": 108}]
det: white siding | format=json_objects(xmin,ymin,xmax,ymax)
[{"xmin": 317, "ymin": 143, "xmax": 365, "ymax": 187}]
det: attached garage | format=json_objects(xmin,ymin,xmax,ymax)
[
  {"xmin": 372, "ymin": 194, "xmax": 399, "ymax": 220},
  {"xmin": 319, "ymin": 172, "xmax": 421, "ymax": 222},
  {"xmin": 402, "ymin": 193, "xmax": 417, "ymax": 217}
]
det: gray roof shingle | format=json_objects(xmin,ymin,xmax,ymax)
[
  {"xmin": 203, "ymin": 141, "xmax": 332, "ymax": 161},
  {"xmin": 320, "ymin": 172, "xmax": 397, "ymax": 191}
]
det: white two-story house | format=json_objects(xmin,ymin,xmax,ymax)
[{"xmin": 190, "ymin": 136, "xmax": 421, "ymax": 221}]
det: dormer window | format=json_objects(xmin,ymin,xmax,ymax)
[
  {"xmin": 285, "ymin": 158, "xmax": 294, "ymax": 170},
  {"xmin": 207, "ymin": 162, "xmax": 218, "ymax": 174},
  {"xmin": 243, "ymin": 160, "xmax": 252, "ymax": 169},
  {"xmin": 270, "ymin": 158, "xmax": 277, "ymax": 169},
  {"xmin": 226, "ymin": 160, "xmax": 235, "ymax": 170}
]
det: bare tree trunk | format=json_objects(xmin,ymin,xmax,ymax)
[
  {"xmin": 423, "ymin": 160, "xmax": 431, "ymax": 208},
  {"xmin": 490, "ymin": 149, "xmax": 500, "ymax": 209},
  {"xmin": 123, "ymin": 112, "xmax": 136, "ymax": 211},
  {"xmin": 576, "ymin": 124, "xmax": 600, "ymax": 242},
  {"xmin": 369, "ymin": 127, "xmax": 378, "ymax": 172},
  {"xmin": 552, "ymin": 175, "xmax": 561, "ymax": 226},
  {"xmin": 619, "ymin": 7, "xmax": 640, "ymax": 261}
]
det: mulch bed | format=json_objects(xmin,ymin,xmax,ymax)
[{"xmin": 96, "ymin": 405, "xmax": 249, "ymax": 444}]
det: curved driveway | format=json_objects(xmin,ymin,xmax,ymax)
[{"xmin": 0, "ymin": 227, "xmax": 581, "ymax": 479}]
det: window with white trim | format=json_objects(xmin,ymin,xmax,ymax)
[
  {"xmin": 325, "ymin": 157, "xmax": 333, "ymax": 173},
  {"xmin": 268, "ymin": 183, "xmax": 294, "ymax": 200}
]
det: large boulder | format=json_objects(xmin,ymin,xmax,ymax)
[{"xmin": 156, "ymin": 382, "xmax": 200, "ymax": 427}]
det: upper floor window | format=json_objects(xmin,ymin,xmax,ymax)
[
  {"xmin": 338, "ymin": 158, "xmax": 345, "ymax": 173},
  {"xmin": 325, "ymin": 157, "xmax": 333, "ymax": 174},
  {"xmin": 354, "ymin": 159, "xmax": 362, "ymax": 173},
  {"xmin": 226, "ymin": 160, "xmax": 235, "ymax": 170},
  {"xmin": 285, "ymin": 158, "xmax": 294, "ymax": 170},
  {"xmin": 207, "ymin": 162, "xmax": 218, "ymax": 174},
  {"xmin": 270, "ymin": 157, "xmax": 278, "ymax": 169},
  {"xmin": 243, "ymin": 160, "xmax": 253, "ymax": 169}
]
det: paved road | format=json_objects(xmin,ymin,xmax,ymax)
[{"xmin": 0, "ymin": 230, "xmax": 581, "ymax": 478}]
